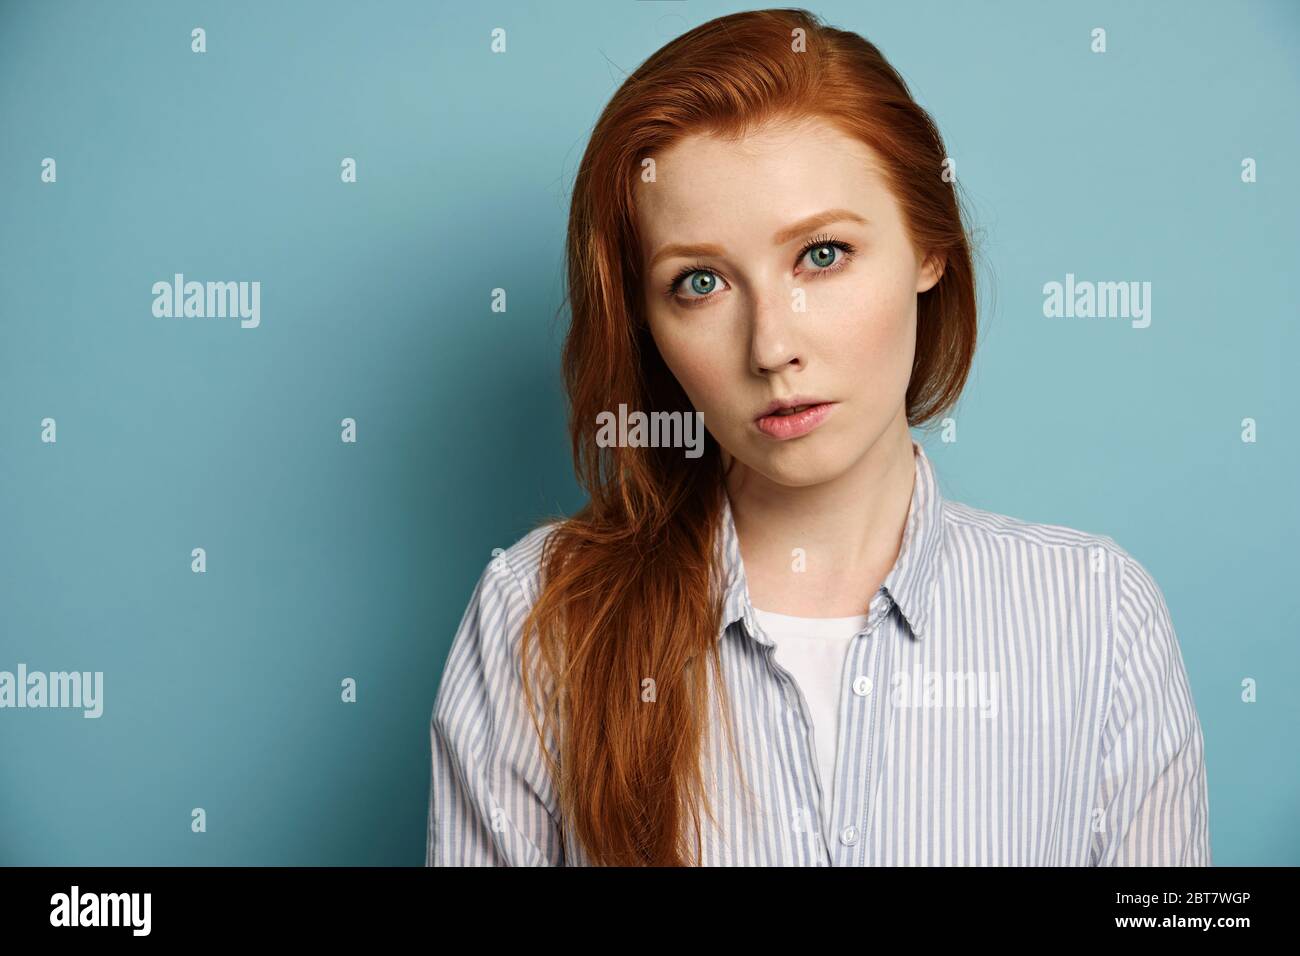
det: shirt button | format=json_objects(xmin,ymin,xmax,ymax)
[
  {"xmin": 852, "ymin": 675, "xmax": 872, "ymax": 696},
  {"xmin": 839, "ymin": 824, "xmax": 860, "ymax": 846}
]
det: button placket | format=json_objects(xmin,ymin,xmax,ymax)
[
  {"xmin": 759, "ymin": 641, "xmax": 830, "ymax": 864},
  {"xmin": 835, "ymin": 610, "xmax": 889, "ymax": 865}
]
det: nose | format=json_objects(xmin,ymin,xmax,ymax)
[{"xmin": 748, "ymin": 289, "xmax": 803, "ymax": 375}]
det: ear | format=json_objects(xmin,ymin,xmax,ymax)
[{"xmin": 916, "ymin": 251, "xmax": 946, "ymax": 294}]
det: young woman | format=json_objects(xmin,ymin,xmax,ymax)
[{"xmin": 427, "ymin": 8, "xmax": 1209, "ymax": 867}]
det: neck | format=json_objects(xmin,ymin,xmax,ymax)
[{"xmin": 724, "ymin": 408, "xmax": 916, "ymax": 617}]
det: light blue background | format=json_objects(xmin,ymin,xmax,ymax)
[{"xmin": 1, "ymin": 0, "xmax": 1296, "ymax": 865}]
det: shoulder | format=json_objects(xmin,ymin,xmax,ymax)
[
  {"xmin": 940, "ymin": 498, "xmax": 1132, "ymax": 576},
  {"xmin": 939, "ymin": 499, "xmax": 1171, "ymax": 630},
  {"xmin": 942, "ymin": 498, "xmax": 1125, "ymax": 557},
  {"xmin": 439, "ymin": 521, "xmax": 563, "ymax": 686},
  {"xmin": 483, "ymin": 520, "xmax": 563, "ymax": 609},
  {"xmin": 938, "ymin": 501, "xmax": 1185, "ymax": 701}
]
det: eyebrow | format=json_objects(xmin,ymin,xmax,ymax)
[{"xmin": 648, "ymin": 208, "xmax": 869, "ymax": 270}]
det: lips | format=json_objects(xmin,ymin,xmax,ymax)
[
  {"xmin": 755, "ymin": 396, "xmax": 831, "ymax": 420},
  {"xmin": 754, "ymin": 398, "xmax": 837, "ymax": 440}
]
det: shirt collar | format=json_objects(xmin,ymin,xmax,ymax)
[{"xmin": 716, "ymin": 437, "xmax": 945, "ymax": 645}]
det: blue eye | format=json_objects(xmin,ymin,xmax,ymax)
[
  {"xmin": 688, "ymin": 272, "xmax": 717, "ymax": 295},
  {"xmin": 664, "ymin": 233, "xmax": 856, "ymax": 307},
  {"xmin": 669, "ymin": 267, "xmax": 727, "ymax": 300},
  {"xmin": 802, "ymin": 243, "xmax": 840, "ymax": 269},
  {"xmin": 797, "ymin": 237, "xmax": 856, "ymax": 272}
]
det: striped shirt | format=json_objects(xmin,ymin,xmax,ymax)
[{"xmin": 427, "ymin": 438, "xmax": 1211, "ymax": 866}]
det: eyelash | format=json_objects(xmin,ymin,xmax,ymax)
[{"xmin": 664, "ymin": 233, "xmax": 857, "ymax": 306}]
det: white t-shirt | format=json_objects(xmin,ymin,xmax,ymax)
[{"xmin": 751, "ymin": 607, "xmax": 869, "ymax": 806}]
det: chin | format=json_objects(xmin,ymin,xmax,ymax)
[{"xmin": 746, "ymin": 444, "xmax": 851, "ymax": 489}]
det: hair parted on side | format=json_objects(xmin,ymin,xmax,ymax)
[{"xmin": 519, "ymin": 7, "xmax": 978, "ymax": 866}]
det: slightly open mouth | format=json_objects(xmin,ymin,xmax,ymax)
[{"xmin": 754, "ymin": 401, "xmax": 836, "ymax": 440}]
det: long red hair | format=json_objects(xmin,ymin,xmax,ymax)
[{"xmin": 520, "ymin": 7, "xmax": 979, "ymax": 866}]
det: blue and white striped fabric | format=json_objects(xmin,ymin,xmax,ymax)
[{"xmin": 427, "ymin": 439, "xmax": 1211, "ymax": 866}]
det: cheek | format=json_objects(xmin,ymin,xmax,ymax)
[
  {"xmin": 650, "ymin": 321, "xmax": 730, "ymax": 412},
  {"xmin": 821, "ymin": 272, "xmax": 917, "ymax": 376}
]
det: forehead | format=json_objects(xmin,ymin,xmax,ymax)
[{"xmin": 634, "ymin": 117, "xmax": 890, "ymax": 253}]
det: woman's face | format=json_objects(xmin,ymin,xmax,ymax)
[{"xmin": 635, "ymin": 116, "xmax": 943, "ymax": 489}]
